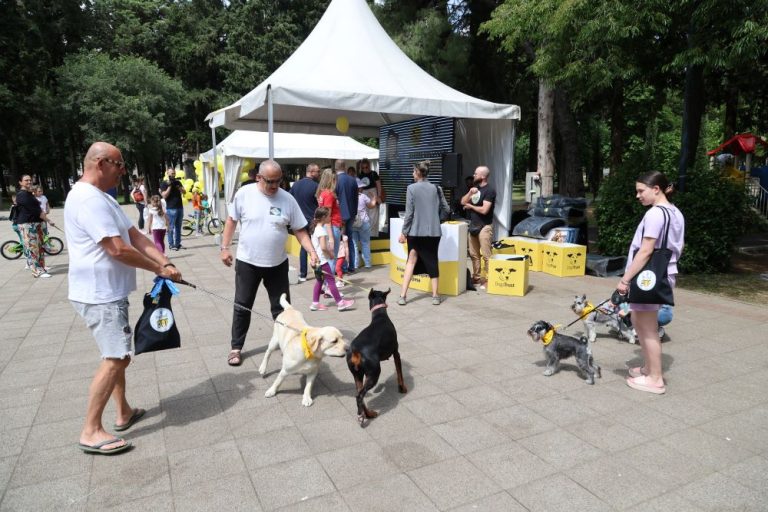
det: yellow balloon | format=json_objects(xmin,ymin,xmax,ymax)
[
  {"xmin": 193, "ymin": 160, "xmax": 203, "ymax": 171},
  {"xmin": 336, "ymin": 116, "xmax": 349, "ymax": 134},
  {"xmin": 176, "ymin": 169, "xmax": 186, "ymax": 179},
  {"xmin": 183, "ymin": 191, "xmax": 192, "ymax": 202},
  {"xmin": 242, "ymin": 158, "xmax": 255, "ymax": 172},
  {"xmin": 194, "ymin": 181, "xmax": 204, "ymax": 192}
]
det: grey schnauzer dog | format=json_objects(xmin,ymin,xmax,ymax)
[
  {"xmin": 571, "ymin": 294, "xmax": 636, "ymax": 344},
  {"xmin": 527, "ymin": 320, "xmax": 602, "ymax": 385}
]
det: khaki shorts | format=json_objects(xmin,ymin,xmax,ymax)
[{"xmin": 71, "ymin": 299, "xmax": 133, "ymax": 359}]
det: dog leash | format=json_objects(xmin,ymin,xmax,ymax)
[
  {"xmin": 561, "ymin": 297, "xmax": 613, "ymax": 331},
  {"xmin": 313, "ymin": 266, "xmax": 372, "ymax": 294},
  {"xmin": 176, "ymin": 279, "xmax": 304, "ymax": 334}
]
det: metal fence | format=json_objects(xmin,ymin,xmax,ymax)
[{"xmin": 747, "ymin": 178, "xmax": 768, "ymax": 219}]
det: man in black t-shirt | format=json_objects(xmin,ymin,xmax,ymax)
[
  {"xmin": 289, "ymin": 163, "xmax": 320, "ymax": 280},
  {"xmin": 160, "ymin": 168, "xmax": 186, "ymax": 250},
  {"xmin": 461, "ymin": 166, "xmax": 496, "ymax": 287},
  {"xmin": 357, "ymin": 158, "xmax": 385, "ymax": 237}
]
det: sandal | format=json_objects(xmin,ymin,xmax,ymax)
[
  {"xmin": 626, "ymin": 375, "xmax": 665, "ymax": 395},
  {"xmin": 227, "ymin": 350, "xmax": 242, "ymax": 366},
  {"xmin": 627, "ymin": 367, "xmax": 646, "ymax": 378},
  {"xmin": 397, "ymin": 296, "xmax": 406, "ymax": 306}
]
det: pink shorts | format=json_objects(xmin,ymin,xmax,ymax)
[{"xmin": 630, "ymin": 274, "xmax": 676, "ymax": 312}]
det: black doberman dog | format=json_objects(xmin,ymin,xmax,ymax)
[{"xmin": 346, "ymin": 288, "xmax": 407, "ymax": 427}]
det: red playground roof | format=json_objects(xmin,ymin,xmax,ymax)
[{"xmin": 707, "ymin": 132, "xmax": 768, "ymax": 156}]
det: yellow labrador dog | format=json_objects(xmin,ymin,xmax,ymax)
[{"xmin": 258, "ymin": 294, "xmax": 347, "ymax": 406}]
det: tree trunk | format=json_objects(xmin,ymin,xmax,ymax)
[
  {"xmin": 528, "ymin": 109, "xmax": 538, "ymax": 178},
  {"xmin": 678, "ymin": 63, "xmax": 704, "ymax": 193},
  {"xmin": 610, "ymin": 81, "xmax": 624, "ymax": 173},
  {"xmin": 554, "ymin": 87, "xmax": 583, "ymax": 197},
  {"xmin": 724, "ymin": 81, "xmax": 738, "ymax": 140},
  {"xmin": 590, "ymin": 125, "xmax": 602, "ymax": 197},
  {"xmin": 537, "ymin": 79, "xmax": 556, "ymax": 197}
]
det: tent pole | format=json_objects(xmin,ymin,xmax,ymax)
[
  {"xmin": 268, "ymin": 85, "xmax": 274, "ymax": 159},
  {"xmin": 210, "ymin": 124, "xmax": 222, "ymax": 219}
]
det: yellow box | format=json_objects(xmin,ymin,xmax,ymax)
[
  {"xmin": 491, "ymin": 238, "xmax": 517, "ymax": 256},
  {"xmin": 487, "ymin": 255, "xmax": 529, "ymax": 296},
  {"xmin": 286, "ymin": 235, "xmax": 390, "ymax": 266},
  {"xmin": 506, "ymin": 237, "xmax": 544, "ymax": 272},
  {"xmin": 285, "ymin": 235, "xmax": 302, "ymax": 257},
  {"xmin": 541, "ymin": 242, "xmax": 587, "ymax": 277}
]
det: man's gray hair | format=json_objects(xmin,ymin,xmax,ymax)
[{"xmin": 259, "ymin": 159, "xmax": 282, "ymax": 175}]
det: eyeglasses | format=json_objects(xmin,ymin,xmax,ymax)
[
  {"xmin": 103, "ymin": 158, "xmax": 126, "ymax": 169},
  {"xmin": 260, "ymin": 177, "xmax": 282, "ymax": 186}
]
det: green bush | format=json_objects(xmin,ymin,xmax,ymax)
[{"xmin": 595, "ymin": 163, "xmax": 752, "ymax": 273}]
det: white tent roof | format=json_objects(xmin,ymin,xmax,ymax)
[
  {"xmin": 206, "ymin": 0, "xmax": 520, "ymax": 137},
  {"xmin": 199, "ymin": 130, "xmax": 379, "ymax": 162}
]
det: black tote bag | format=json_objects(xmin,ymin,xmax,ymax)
[
  {"xmin": 134, "ymin": 277, "xmax": 181, "ymax": 355},
  {"xmin": 628, "ymin": 206, "xmax": 675, "ymax": 306}
]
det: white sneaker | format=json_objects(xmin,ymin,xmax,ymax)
[
  {"xmin": 298, "ymin": 276, "xmax": 307, "ymax": 282},
  {"xmin": 39, "ymin": 273, "xmax": 52, "ymax": 279},
  {"xmin": 335, "ymin": 280, "xmax": 345, "ymax": 289},
  {"xmin": 658, "ymin": 327, "xmax": 666, "ymax": 339},
  {"xmin": 24, "ymin": 264, "xmax": 30, "ymax": 270}
]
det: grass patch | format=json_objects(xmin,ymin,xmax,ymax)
[{"xmin": 677, "ymin": 272, "xmax": 768, "ymax": 305}]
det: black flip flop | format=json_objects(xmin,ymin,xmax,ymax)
[
  {"xmin": 113, "ymin": 408, "xmax": 146, "ymax": 432},
  {"xmin": 78, "ymin": 438, "xmax": 132, "ymax": 455}
]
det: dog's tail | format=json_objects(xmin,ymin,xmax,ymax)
[{"xmin": 279, "ymin": 293, "xmax": 293, "ymax": 311}]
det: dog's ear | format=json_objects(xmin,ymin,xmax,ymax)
[
  {"xmin": 581, "ymin": 294, "xmax": 586, "ymax": 301},
  {"xmin": 368, "ymin": 288, "xmax": 374, "ymax": 300},
  {"xmin": 305, "ymin": 330, "xmax": 322, "ymax": 353},
  {"xmin": 384, "ymin": 288, "xmax": 391, "ymax": 298}
]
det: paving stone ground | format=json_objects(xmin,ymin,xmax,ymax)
[{"xmin": 1, "ymin": 205, "xmax": 767, "ymax": 511}]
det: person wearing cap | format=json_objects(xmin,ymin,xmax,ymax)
[{"xmin": 351, "ymin": 178, "xmax": 378, "ymax": 268}]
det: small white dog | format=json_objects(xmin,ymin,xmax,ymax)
[
  {"xmin": 258, "ymin": 294, "xmax": 347, "ymax": 406},
  {"xmin": 571, "ymin": 294, "xmax": 636, "ymax": 344}
]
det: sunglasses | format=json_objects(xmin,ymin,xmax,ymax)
[
  {"xmin": 103, "ymin": 158, "xmax": 126, "ymax": 169},
  {"xmin": 260, "ymin": 177, "xmax": 282, "ymax": 186}
]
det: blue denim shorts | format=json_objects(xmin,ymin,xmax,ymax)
[{"xmin": 71, "ymin": 299, "xmax": 133, "ymax": 359}]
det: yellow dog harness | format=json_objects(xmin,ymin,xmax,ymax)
[
  {"xmin": 542, "ymin": 324, "xmax": 562, "ymax": 346},
  {"xmin": 300, "ymin": 328, "xmax": 314, "ymax": 360}
]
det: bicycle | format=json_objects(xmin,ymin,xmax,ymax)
[
  {"xmin": 181, "ymin": 209, "xmax": 224, "ymax": 236},
  {"xmin": 1, "ymin": 233, "xmax": 64, "ymax": 260}
]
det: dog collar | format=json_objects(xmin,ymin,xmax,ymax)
[
  {"xmin": 370, "ymin": 304, "xmax": 388, "ymax": 312},
  {"xmin": 301, "ymin": 328, "xmax": 314, "ymax": 360},
  {"xmin": 542, "ymin": 325, "xmax": 561, "ymax": 346}
]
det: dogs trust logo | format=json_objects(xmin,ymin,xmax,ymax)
[
  {"xmin": 518, "ymin": 247, "xmax": 535, "ymax": 265},
  {"xmin": 150, "ymin": 308, "xmax": 174, "ymax": 333},
  {"xmin": 544, "ymin": 250, "xmax": 558, "ymax": 268},
  {"xmin": 636, "ymin": 270, "xmax": 657, "ymax": 291},
  {"xmin": 566, "ymin": 251, "xmax": 583, "ymax": 269},
  {"xmin": 493, "ymin": 267, "xmax": 517, "ymax": 288}
]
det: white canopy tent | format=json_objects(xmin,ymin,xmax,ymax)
[
  {"xmin": 205, "ymin": 0, "xmax": 520, "ymax": 235},
  {"xmin": 200, "ymin": 130, "xmax": 379, "ymax": 206}
]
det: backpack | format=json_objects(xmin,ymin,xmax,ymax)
[
  {"xmin": 9, "ymin": 204, "xmax": 18, "ymax": 223},
  {"xmin": 132, "ymin": 187, "xmax": 144, "ymax": 202}
]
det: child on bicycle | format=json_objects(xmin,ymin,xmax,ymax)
[
  {"xmin": 310, "ymin": 207, "xmax": 354, "ymax": 312},
  {"xmin": 146, "ymin": 195, "xmax": 169, "ymax": 254},
  {"xmin": 34, "ymin": 186, "xmax": 51, "ymax": 240},
  {"xmin": 191, "ymin": 188, "xmax": 203, "ymax": 235}
]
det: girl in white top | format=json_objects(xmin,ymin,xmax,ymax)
[
  {"xmin": 310, "ymin": 207, "xmax": 354, "ymax": 311},
  {"xmin": 146, "ymin": 195, "xmax": 169, "ymax": 254}
]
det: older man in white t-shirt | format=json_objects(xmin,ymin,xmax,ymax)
[
  {"xmin": 220, "ymin": 160, "xmax": 318, "ymax": 366},
  {"xmin": 66, "ymin": 142, "xmax": 181, "ymax": 455}
]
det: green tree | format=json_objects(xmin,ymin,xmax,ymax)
[{"xmin": 55, "ymin": 52, "xmax": 186, "ymax": 192}]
